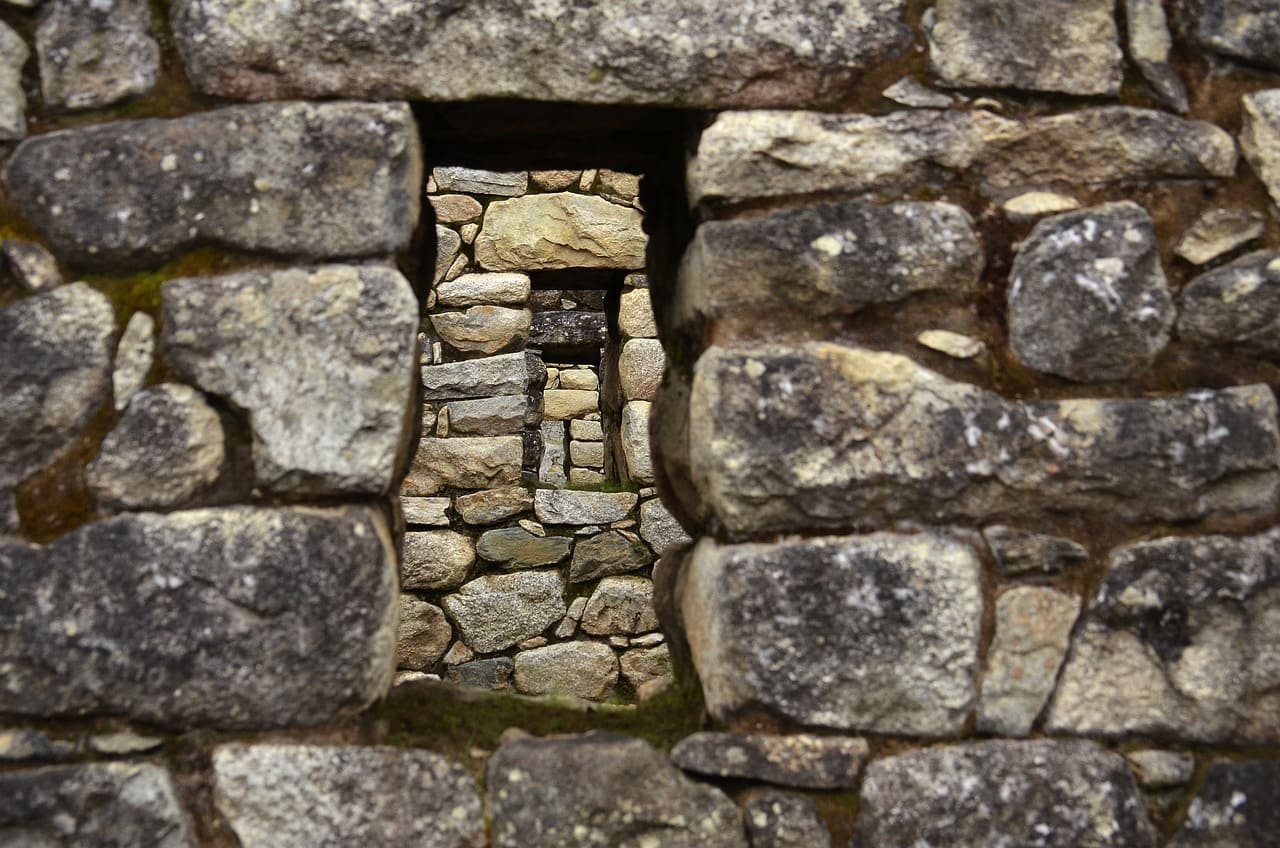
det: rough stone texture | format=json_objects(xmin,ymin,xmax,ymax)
[
  {"xmin": 1008, "ymin": 202, "xmax": 1173, "ymax": 382},
  {"xmin": 5, "ymin": 101, "xmax": 420, "ymax": 268},
  {"xmin": 1002, "ymin": 191, "xmax": 1082, "ymax": 218},
  {"xmin": 620, "ymin": 338, "xmax": 664, "ymax": 401},
  {"xmin": 513, "ymin": 641, "xmax": 619, "ymax": 700},
  {"xmin": 926, "ymin": 0, "xmax": 1122, "ymax": 95},
  {"xmin": 422, "ymin": 353, "xmax": 531, "ymax": 400},
  {"xmin": 570, "ymin": 440, "xmax": 604, "ymax": 467},
  {"xmin": 569, "ymin": 529, "xmax": 654, "ymax": 583},
  {"xmin": 443, "ymin": 570, "xmax": 567, "ymax": 653},
  {"xmin": 580, "ymin": 576, "xmax": 658, "ymax": 636},
  {"xmin": 433, "ymin": 167, "xmax": 528, "ymax": 197},
  {"xmin": 1179, "ymin": 250, "xmax": 1280, "ymax": 359},
  {"xmin": 680, "ymin": 533, "xmax": 982, "ymax": 734},
  {"xmin": 539, "ymin": 420, "xmax": 567, "ymax": 487},
  {"xmin": 671, "ymin": 732, "xmax": 869, "ymax": 789},
  {"xmin": 213, "ymin": 745, "xmax": 484, "ymax": 848},
  {"xmin": 446, "ymin": 657, "xmax": 513, "ymax": 690},
  {"xmin": 619, "ymin": 287, "xmax": 658, "ymax": 338},
  {"xmin": 530, "ymin": 311, "xmax": 608, "ymax": 349},
  {"xmin": 431, "ymin": 307, "xmax": 531, "ymax": 355},
  {"xmin": 977, "ymin": 586, "xmax": 1081, "ymax": 736},
  {"xmin": 536, "ymin": 490, "xmax": 638, "ymax": 525},
  {"xmin": 622, "ymin": 401, "xmax": 654, "ymax": 483},
  {"xmin": 689, "ymin": 345, "xmax": 1280, "ymax": 538},
  {"xmin": 36, "ymin": 0, "xmax": 159, "ymax": 111},
  {"xmin": 688, "ymin": 108, "xmax": 1236, "ymax": 204},
  {"xmin": 477, "ymin": 528, "xmax": 573, "ymax": 568},
  {"xmin": 1169, "ymin": 760, "xmax": 1280, "ymax": 847},
  {"xmin": 1127, "ymin": 0, "xmax": 1189, "ymax": 112},
  {"xmin": 172, "ymin": 0, "xmax": 909, "ymax": 110},
  {"xmin": 112, "ymin": 310, "xmax": 154, "ymax": 410},
  {"xmin": 1128, "ymin": 750, "xmax": 1195, "ymax": 790},
  {"xmin": 619, "ymin": 645, "xmax": 670, "ymax": 690},
  {"xmin": 2, "ymin": 239, "xmax": 61, "ymax": 293},
  {"xmin": 0, "ymin": 729, "xmax": 73, "ymax": 762},
  {"xmin": 1176, "ymin": 209, "xmax": 1264, "ymax": 265},
  {"xmin": 402, "ymin": 530, "xmax": 475, "ymax": 592},
  {"xmin": 475, "ymin": 193, "xmax": 646, "ymax": 271},
  {"xmin": 430, "ymin": 193, "xmax": 483, "ymax": 224},
  {"xmin": 1242, "ymin": 91, "xmax": 1280, "ymax": 207},
  {"xmin": 743, "ymin": 792, "xmax": 831, "ymax": 848},
  {"xmin": 543, "ymin": 389, "xmax": 600, "ymax": 420},
  {"xmin": 444, "ymin": 396, "xmax": 531, "ymax": 436},
  {"xmin": 0, "ymin": 506, "xmax": 397, "ymax": 727},
  {"xmin": 0, "ymin": 763, "xmax": 196, "ymax": 847},
  {"xmin": 404, "ymin": 436, "xmax": 523, "ymax": 496},
  {"xmin": 639, "ymin": 499, "xmax": 692, "ymax": 555},
  {"xmin": 87, "ymin": 384, "xmax": 225, "ymax": 512},
  {"xmin": 437, "ymin": 272, "xmax": 531, "ymax": 307},
  {"xmin": 0, "ymin": 22, "xmax": 26, "ymax": 141},
  {"xmin": 982, "ymin": 525, "xmax": 1089, "ymax": 577},
  {"xmin": 163, "ymin": 264, "xmax": 417, "ymax": 495},
  {"xmin": 397, "ymin": 596, "xmax": 452, "ymax": 671},
  {"xmin": 1047, "ymin": 529, "xmax": 1280, "ymax": 743},
  {"xmin": 402, "ymin": 496, "xmax": 451, "ymax": 527},
  {"xmin": 855, "ymin": 740, "xmax": 1155, "ymax": 847},
  {"xmin": 676, "ymin": 199, "xmax": 981, "ymax": 324},
  {"xmin": 455, "ymin": 487, "xmax": 533, "ymax": 526},
  {"xmin": 487, "ymin": 732, "xmax": 746, "ymax": 848},
  {"xmin": 434, "ymin": 226, "xmax": 462, "ymax": 284},
  {"xmin": 1194, "ymin": 0, "xmax": 1280, "ymax": 70}
]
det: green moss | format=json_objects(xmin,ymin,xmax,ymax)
[{"xmin": 81, "ymin": 247, "xmax": 259, "ymax": 326}]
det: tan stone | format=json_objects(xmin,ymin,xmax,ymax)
[
  {"xmin": 620, "ymin": 338, "xmax": 664, "ymax": 401},
  {"xmin": 475, "ymin": 193, "xmax": 647, "ymax": 271},
  {"xmin": 429, "ymin": 194, "xmax": 483, "ymax": 224},
  {"xmin": 544, "ymin": 389, "xmax": 599, "ymax": 420},
  {"xmin": 396, "ymin": 596, "xmax": 452, "ymax": 670},
  {"xmin": 430, "ymin": 306, "xmax": 531, "ymax": 355},
  {"xmin": 619, "ymin": 288, "xmax": 658, "ymax": 338},
  {"xmin": 403, "ymin": 436, "xmax": 523, "ymax": 495},
  {"xmin": 436, "ymin": 273, "xmax": 531, "ymax": 307}
]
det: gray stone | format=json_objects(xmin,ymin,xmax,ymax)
[
  {"xmin": 422, "ymin": 352, "xmax": 531, "ymax": 400},
  {"xmin": 1169, "ymin": 760, "xmax": 1280, "ymax": 847},
  {"xmin": 580, "ymin": 576, "xmax": 658, "ymax": 636},
  {"xmin": 621, "ymin": 401, "xmax": 654, "ymax": 484},
  {"xmin": 475, "ymin": 193, "xmax": 646, "ymax": 271},
  {"xmin": 455, "ymin": 487, "xmax": 533, "ymax": 526},
  {"xmin": 982, "ymin": 525, "xmax": 1089, "ymax": 577},
  {"xmin": 539, "ymin": 420, "xmax": 567, "ymax": 486},
  {"xmin": 513, "ymin": 641, "xmax": 619, "ymax": 700},
  {"xmin": 882, "ymin": 76, "xmax": 959, "ymax": 108},
  {"xmin": 978, "ymin": 586, "xmax": 1081, "ymax": 736},
  {"xmin": 619, "ymin": 338, "xmax": 664, "ymax": 402},
  {"xmin": 397, "ymin": 596, "xmax": 452, "ymax": 671},
  {"xmin": 1008, "ymin": 202, "xmax": 1173, "ymax": 382},
  {"xmin": 0, "ymin": 506, "xmax": 397, "ymax": 727},
  {"xmin": 443, "ymin": 396, "xmax": 532, "ymax": 436},
  {"xmin": 1242, "ymin": 90, "xmax": 1280, "ymax": 207},
  {"xmin": 172, "ymin": 0, "xmax": 909, "ymax": 110},
  {"xmin": 431, "ymin": 306, "xmax": 531, "ymax": 355},
  {"xmin": 403, "ymin": 436, "xmax": 523, "ymax": 496},
  {"xmin": 36, "ymin": 0, "xmax": 159, "ymax": 111},
  {"xmin": 743, "ymin": 792, "xmax": 831, "ymax": 848},
  {"xmin": 1047, "ymin": 529, "xmax": 1280, "ymax": 743},
  {"xmin": 433, "ymin": 167, "xmax": 527, "ymax": 197},
  {"xmin": 443, "ymin": 570, "xmax": 567, "ymax": 653},
  {"xmin": 529, "ymin": 311, "xmax": 608, "ymax": 348},
  {"xmin": 0, "ymin": 729, "xmax": 73, "ymax": 762},
  {"xmin": 676, "ymin": 199, "xmax": 981, "ymax": 325},
  {"xmin": 855, "ymin": 740, "xmax": 1155, "ymax": 847},
  {"xmin": 619, "ymin": 645, "xmax": 670, "ymax": 691},
  {"xmin": 535, "ymin": 490, "xmax": 638, "ymax": 525},
  {"xmin": 437, "ymin": 273, "xmax": 531, "ymax": 307},
  {"xmin": 0, "ymin": 763, "xmax": 195, "ymax": 847},
  {"xmin": 688, "ymin": 344, "xmax": 1280, "ymax": 538},
  {"xmin": 679, "ymin": 533, "xmax": 982, "ymax": 734},
  {"xmin": 688, "ymin": 108, "xmax": 1236, "ymax": 204},
  {"xmin": 570, "ymin": 440, "xmax": 603, "ymax": 467},
  {"xmin": 1127, "ymin": 0, "xmax": 1189, "ymax": 112},
  {"xmin": 445, "ymin": 657, "xmax": 513, "ymax": 690},
  {"xmin": 0, "ymin": 22, "xmax": 26, "ymax": 141},
  {"xmin": 162, "ymin": 264, "xmax": 417, "ymax": 495},
  {"xmin": 618, "ymin": 288, "xmax": 657, "ymax": 339},
  {"xmin": 87, "ymin": 384, "xmax": 225, "ymax": 511},
  {"xmin": 1178, "ymin": 250, "xmax": 1280, "ymax": 358},
  {"xmin": 5, "ymin": 101, "xmax": 420, "ymax": 268},
  {"xmin": 569, "ymin": 529, "xmax": 654, "ymax": 583},
  {"xmin": 435, "ymin": 226, "xmax": 462, "ymax": 285},
  {"xmin": 1127, "ymin": 750, "xmax": 1195, "ymax": 790},
  {"xmin": 2, "ymin": 239, "xmax": 61, "ymax": 292},
  {"xmin": 402, "ymin": 496, "xmax": 451, "ymax": 527},
  {"xmin": 1194, "ymin": 0, "xmax": 1280, "ymax": 70},
  {"xmin": 112, "ymin": 311, "xmax": 154, "ymax": 410},
  {"xmin": 402, "ymin": 530, "xmax": 475, "ymax": 592},
  {"xmin": 477, "ymin": 528, "xmax": 572, "ymax": 568},
  {"xmin": 1176, "ymin": 209, "xmax": 1264, "ymax": 265},
  {"xmin": 487, "ymin": 732, "xmax": 746, "ymax": 848},
  {"xmin": 213, "ymin": 745, "xmax": 484, "ymax": 848},
  {"xmin": 671, "ymin": 733, "xmax": 868, "ymax": 789},
  {"xmin": 639, "ymin": 499, "xmax": 692, "ymax": 556}
]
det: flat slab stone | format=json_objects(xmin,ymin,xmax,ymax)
[
  {"xmin": 0, "ymin": 506, "xmax": 397, "ymax": 728},
  {"xmin": 678, "ymin": 533, "xmax": 982, "ymax": 735},
  {"xmin": 621, "ymin": 401, "xmax": 654, "ymax": 483},
  {"xmin": 688, "ymin": 344, "xmax": 1280, "ymax": 538},
  {"xmin": 1194, "ymin": 0, "xmax": 1280, "ymax": 70},
  {"xmin": 1047, "ymin": 529, "xmax": 1280, "ymax": 743},
  {"xmin": 443, "ymin": 570, "xmax": 567, "ymax": 653},
  {"xmin": 477, "ymin": 527, "xmax": 572, "ymax": 568},
  {"xmin": 214, "ymin": 745, "xmax": 484, "ymax": 848},
  {"xmin": 171, "ymin": 0, "xmax": 909, "ymax": 110},
  {"xmin": 671, "ymin": 732, "xmax": 869, "ymax": 789},
  {"xmin": 162, "ymin": 264, "xmax": 418, "ymax": 496},
  {"xmin": 535, "ymin": 490, "xmax": 638, "ymax": 525},
  {"xmin": 402, "ymin": 496, "xmax": 450, "ymax": 527},
  {"xmin": 422, "ymin": 352, "xmax": 533, "ymax": 401},
  {"xmin": 36, "ymin": 0, "xmax": 159, "ymax": 111},
  {"xmin": 403, "ymin": 436, "xmax": 524, "ymax": 496},
  {"xmin": 529, "ymin": 311, "xmax": 608, "ymax": 349},
  {"xmin": 1178, "ymin": 250, "xmax": 1280, "ymax": 359},
  {"xmin": 1175, "ymin": 208, "xmax": 1264, "ymax": 265},
  {"xmin": 982, "ymin": 525, "xmax": 1088, "ymax": 577},
  {"xmin": 1170, "ymin": 760, "xmax": 1280, "ymax": 847},
  {"xmin": 436, "ymin": 272, "xmax": 531, "ymax": 307},
  {"xmin": 454, "ymin": 487, "xmax": 533, "ymax": 525},
  {"xmin": 475, "ymin": 193, "xmax": 646, "ymax": 271},
  {"xmin": 569, "ymin": 529, "xmax": 654, "ymax": 583},
  {"xmin": 855, "ymin": 740, "xmax": 1155, "ymax": 847},
  {"xmin": 443, "ymin": 396, "xmax": 533, "ymax": 436},
  {"xmin": 4, "ymin": 101, "xmax": 421, "ymax": 268}
]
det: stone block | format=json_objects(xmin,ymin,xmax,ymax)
[
  {"xmin": 422, "ymin": 352, "xmax": 531, "ymax": 400},
  {"xmin": 475, "ymin": 194, "xmax": 646, "ymax": 271},
  {"xmin": 671, "ymin": 732, "xmax": 869, "ymax": 789},
  {"xmin": 436, "ymin": 272, "xmax": 531, "ymax": 307},
  {"xmin": 402, "ymin": 530, "xmax": 475, "ymax": 592},
  {"xmin": 513, "ymin": 641, "xmax": 619, "ymax": 700},
  {"xmin": 443, "ymin": 570, "xmax": 566, "ymax": 653},
  {"xmin": 535, "ymin": 490, "xmax": 638, "ymax": 524},
  {"xmin": 403, "ymin": 436, "xmax": 524, "ymax": 496}
]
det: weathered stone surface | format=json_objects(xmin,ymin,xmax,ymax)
[
  {"xmin": 529, "ymin": 310, "xmax": 608, "ymax": 348},
  {"xmin": 163, "ymin": 264, "xmax": 417, "ymax": 495},
  {"xmin": 422, "ymin": 352, "xmax": 531, "ymax": 400},
  {"xmin": 639, "ymin": 498, "xmax": 692, "ymax": 555},
  {"xmin": 1127, "ymin": 750, "xmax": 1195, "ymax": 790},
  {"xmin": 112, "ymin": 310, "xmax": 154, "ymax": 410},
  {"xmin": 455, "ymin": 487, "xmax": 533, "ymax": 525},
  {"xmin": 982, "ymin": 525, "xmax": 1089, "ymax": 577},
  {"xmin": 443, "ymin": 396, "xmax": 532, "ymax": 436},
  {"xmin": 926, "ymin": 0, "xmax": 1121, "ymax": 95},
  {"xmin": 402, "ymin": 496, "xmax": 450, "ymax": 527},
  {"xmin": 403, "ymin": 436, "xmax": 523, "ymax": 496},
  {"xmin": 513, "ymin": 641, "xmax": 619, "ymax": 700},
  {"xmin": 433, "ymin": 167, "xmax": 527, "ymax": 197},
  {"xmin": 671, "ymin": 733, "xmax": 868, "ymax": 789},
  {"xmin": 1047, "ymin": 529, "xmax": 1280, "ymax": 743},
  {"xmin": 618, "ymin": 288, "xmax": 657, "ymax": 339},
  {"xmin": 596, "ymin": 169, "xmax": 640, "ymax": 203},
  {"xmin": 488, "ymin": 732, "xmax": 746, "ymax": 848},
  {"xmin": 1008, "ymin": 202, "xmax": 1173, "ymax": 381},
  {"xmin": 535, "ymin": 490, "xmax": 638, "ymax": 525},
  {"xmin": 430, "ymin": 193, "xmax": 483, "ymax": 224},
  {"xmin": 622, "ymin": 401, "xmax": 654, "ymax": 484},
  {"xmin": 580, "ymin": 576, "xmax": 658, "ymax": 636},
  {"xmin": 1176, "ymin": 209, "xmax": 1264, "ymax": 265},
  {"xmin": 559, "ymin": 369, "xmax": 599, "ymax": 391},
  {"xmin": 397, "ymin": 596, "xmax": 452, "ymax": 671},
  {"xmin": 1002, "ymin": 191, "xmax": 1082, "ymax": 218},
  {"xmin": 570, "ymin": 439, "xmax": 604, "ymax": 467},
  {"xmin": 689, "ymin": 345, "xmax": 1280, "ymax": 538},
  {"xmin": 446, "ymin": 657, "xmax": 513, "ymax": 690},
  {"xmin": 917, "ymin": 329, "xmax": 985, "ymax": 359},
  {"xmin": 743, "ymin": 792, "xmax": 831, "ymax": 848},
  {"xmin": 855, "ymin": 740, "xmax": 1155, "ymax": 847},
  {"xmin": 978, "ymin": 586, "xmax": 1080, "ymax": 736},
  {"xmin": 0, "ymin": 506, "xmax": 397, "ymax": 727},
  {"xmin": 882, "ymin": 75, "xmax": 959, "ymax": 107},
  {"xmin": 443, "ymin": 571, "xmax": 567, "ymax": 653},
  {"xmin": 0, "ymin": 22, "xmax": 26, "ymax": 141},
  {"xmin": 402, "ymin": 530, "xmax": 475, "ymax": 592},
  {"xmin": 1242, "ymin": 91, "xmax": 1280, "ymax": 207},
  {"xmin": 570, "ymin": 418, "xmax": 604, "ymax": 440},
  {"xmin": 1127, "ymin": 0, "xmax": 1189, "ymax": 112},
  {"xmin": 569, "ymin": 529, "xmax": 654, "ymax": 583},
  {"xmin": 689, "ymin": 108, "xmax": 1236, "ymax": 204},
  {"xmin": 477, "ymin": 528, "xmax": 572, "ymax": 568},
  {"xmin": 539, "ymin": 420, "xmax": 567, "ymax": 487},
  {"xmin": 434, "ymin": 226, "xmax": 462, "ymax": 284},
  {"xmin": 89, "ymin": 731, "xmax": 162, "ymax": 756},
  {"xmin": 0, "ymin": 763, "xmax": 196, "ymax": 847},
  {"xmin": 619, "ymin": 645, "xmax": 670, "ymax": 690},
  {"xmin": 214, "ymin": 745, "xmax": 484, "ymax": 848},
  {"xmin": 0, "ymin": 283, "xmax": 114, "ymax": 493},
  {"xmin": 677, "ymin": 199, "xmax": 981, "ymax": 323},
  {"xmin": 543, "ymin": 389, "xmax": 599, "ymax": 420},
  {"xmin": 431, "ymin": 307, "xmax": 531, "ymax": 355},
  {"xmin": 1169, "ymin": 760, "xmax": 1280, "ymax": 847},
  {"xmin": 531, "ymin": 170, "xmax": 580, "ymax": 191},
  {"xmin": 36, "ymin": 0, "xmax": 159, "ymax": 111},
  {"xmin": 437, "ymin": 272, "xmax": 531, "ymax": 307},
  {"xmin": 619, "ymin": 339, "xmax": 664, "ymax": 402},
  {"xmin": 87, "ymin": 384, "xmax": 225, "ymax": 511},
  {"xmin": 1178, "ymin": 250, "xmax": 1280, "ymax": 358},
  {"xmin": 680, "ymin": 533, "xmax": 982, "ymax": 734},
  {"xmin": 2, "ymin": 239, "xmax": 61, "ymax": 292},
  {"xmin": 1194, "ymin": 0, "xmax": 1280, "ymax": 70},
  {"xmin": 476, "ymin": 193, "xmax": 646, "ymax": 271},
  {"xmin": 5, "ymin": 101, "xmax": 420, "ymax": 268},
  {"xmin": 172, "ymin": 0, "xmax": 909, "ymax": 110}
]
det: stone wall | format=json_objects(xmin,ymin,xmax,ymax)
[{"xmin": 2, "ymin": 1, "xmax": 1280, "ymax": 846}]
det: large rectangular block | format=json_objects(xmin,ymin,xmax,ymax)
[{"xmin": 403, "ymin": 436, "xmax": 524, "ymax": 495}]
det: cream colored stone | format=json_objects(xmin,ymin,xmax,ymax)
[
  {"xmin": 619, "ymin": 288, "xmax": 658, "ymax": 338},
  {"xmin": 430, "ymin": 306, "xmax": 531, "ymax": 355},
  {"xmin": 475, "ymin": 193, "xmax": 647, "ymax": 271},
  {"xmin": 544, "ymin": 389, "xmax": 599, "ymax": 420},
  {"xmin": 620, "ymin": 338, "xmax": 664, "ymax": 401}
]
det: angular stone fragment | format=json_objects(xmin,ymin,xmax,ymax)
[
  {"xmin": 0, "ymin": 23, "xmax": 26, "ymax": 141},
  {"xmin": 1047, "ymin": 529, "xmax": 1280, "ymax": 743},
  {"xmin": 1127, "ymin": 0, "xmax": 1189, "ymax": 112},
  {"xmin": 475, "ymin": 193, "xmax": 646, "ymax": 271},
  {"xmin": 569, "ymin": 529, "xmax": 654, "ymax": 583},
  {"xmin": 580, "ymin": 576, "xmax": 657, "ymax": 636},
  {"xmin": 618, "ymin": 287, "xmax": 657, "ymax": 338},
  {"xmin": 5, "ymin": 101, "xmax": 420, "ymax": 268},
  {"xmin": 1176, "ymin": 209, "xmax": 1264, "ymax": 265},
  {"xmin": 1194, "ymin": 0, "xmax": 1280, "ymax": 70},
  {"xmin": 402, "ymin": 530, "xmax": 475, "ymax": 592},
  {"xmin": 1178, "ymin": 250, "xmax": 1280, "ymax": 358},
  {"xmin": 436, "ymin": 272, "xmax": 531, "ymax": 307},
  {"xmin": 422, "ymin": 352, "xmax": 530, "ymax": 400},
  {"xmin": 0, "ymin": 729, "xmax": 73, "ymax": 762},
  {"xmin": 982, "ymin": 525, "xmax": 1088, "ymax": 577},
  {"xmin": 433, "ymin": 167, "xmax": 527, "ymax": 197},
  {"xmin": 639, "ymin": 498, "xmax": 692, "ymax": 555},
  {"xmin": 2, "ymin": 239, "xmax": 61, "ymax": 292},
  {"xmin": 214, "ymin": 745, "xmax": 484, "ymax": 848},
  {"xmin": 402, "ymin": 496, "xmax": 450, "ymax": 527},
  {"xmin": 917, "ymin": 329, "xmax": 985, "ymax": 359},
  {"xmin": 163, "ymin": 264, "xmax": 417, "ymax": 495},
  {"xmin": 397, "ymin": 596, "xmax": 452, "ymax": 671},
  {"xmin": 855, "ymin": 740, "xmax": 1155, "ymax": 847},
  {"xmin": 1128, "ymin": 750, "xmax": 1195, "ymax": 790},
  {"xmin": 87, "ymin": 384, "xmax": 225, "ymax": 511},
  {"xmin": 882, "ymin": 76, "xmax": 959, "ymax": 108},
  {"xmin": 1169, "ymin": 760, "xmax": 1280, "ymax": 847},
  {"xmin": 689, "ymin": 344, "xmax": 1280, "ymax": 538},
  {"xmin": 535, "ymin": 490, "xmax": 637, "ymax": 525},
  {"xmin": 1242, "ymin": 91, "xmax": 1280, "ymax": 207},
  {"xmin": 403, "ymin": 436, "xmax": 523, "ymax": 496},
  {"xmin": 431, "ymin": 306, "xmax": 531, "ymax": 355},
  {"xmin": 477, "ymin": 527, "xmax": 572, "ymax": 568},
  {"xmin": 743, "ymin": 792, "xmax": 831, "ymax": 848},
  {"xmin": 0, "ymin": 763, "xmax": 196, "ymax": 847},
  {"xmin": 0, "ymin": 506, "xmax": 397, "ymax": 727},
  {"xmin": 112, "ymin": 311, "xmax": 154, "ymax": 410},
  {"xmin": 529, "ymin": 311, "xmax": 608, "ymax": 348},
  {"xmin": 677, "ymin": 199, "xmax": 981, "ymax": 324},
  {"xmin": 671, "ymin": 732, "xmax": 868, "ymax": 789},
  {"xmin": 622, "ymin": 401, "xmax": 654, "ymax": 483},
  {"xmin": 36, "ymin": 0, "xmax": 159, "ymax": 111},
  {"xmin": 434, "ymin": 226, "xmax": 462, "ymax": 284},
  {"xmin": 513, "ymin": 641, "xmax": 619, "ymax": 700},
  {"xmin": 487, "ymin": 732, "xmax": 746, "ymax": 848},
  {"xmin": 172, "ymin": 0, "xmax": 909, "ymax": 110},
  {"xmin": 679, "ymin": 533, "xmax": 982, "ymax": 734},
  {"xmin": 443, "ymin": 571, "xmax": 567, "ymax": 653},
  {"xmin": 455, "ymin": 486, "xmax": 533, "ymax": 525},
  {"xmin": 430, "ymin": 193, "xmax": 483, "ymax": 224},
  {"xmin": 1008, "ymin": 202, "xmax": 1173, "ymax": 381}
]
